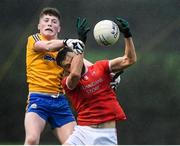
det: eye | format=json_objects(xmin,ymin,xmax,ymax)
[
  {"xmin": 52, "ymin": 20, "xmax": 58, "ymax": 24},
  {"xmin": 50, "ymin": 18, "xmax": 58, "ymax": 24},
  {"xmin": 44, "ymin": 18, "xmax": 49, "ymax": 22}
]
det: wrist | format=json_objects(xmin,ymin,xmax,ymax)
[
  {"xmin": 78, "ymin": 34, "xmax": 87, "ymax": 43},
  {"xmin": 63, "ymin": 38, "xmax": 68, "ymax": 46},
  {"xmin": 123, "ymin": 29, "xmax": 132, "ymax": 38}
]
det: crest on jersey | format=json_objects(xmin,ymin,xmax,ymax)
[{"xmin": 83, "ymin": 75, "xmax": 89, "ymax": 80}]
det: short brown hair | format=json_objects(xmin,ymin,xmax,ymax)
[
  {"xmin": 39, "ymin": 7, "xmax": 61, "ymax": 21},
  {"xmin": 56, "ymin": 47, "xmax": 73, "ymax": 67}
]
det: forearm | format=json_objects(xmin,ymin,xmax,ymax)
[
  {"xmin": 67, "ymin": 54, "xmax": 84, "ymax": 89},
  {"xmin": 110, "ymin": 17, "xmax": 137, "ymax": 72},
  {"xmin": 109, "ymin": 38, "xmax": 136, "ymax": 72},
  {"xmin": 124, "ymin": 37, "xmax": 137, "ymax": 63},
  {"xmin": 71, "ymin": 54, "xmax": 84, "ymax": 75},
  {"xmin": 34, "ymin": 39, "xmax": 65, "ymax": 52}
]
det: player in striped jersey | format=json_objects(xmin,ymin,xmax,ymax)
[{"xmin": 24, "ymin": 7, "xmax": 85, "ymax": 145}]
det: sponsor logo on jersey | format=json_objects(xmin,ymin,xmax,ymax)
[{"xmin": 44, "ymin": 54, "xmax": 56, "ymax": 61}]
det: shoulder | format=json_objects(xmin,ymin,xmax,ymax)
[
  {"xmin": 93, "ymin": 60, "xmax": 110, "ymax": 72},
  {"xmin": 94, "ymin": 60, "xmax": 109, "ymax": 67},
  {"xmin": 26, "ymin": 33, "xmax": 41, "ymax": 50},
  {"xmin": 28, "ymin": 33, "xmax": 42, "ymax": 42}
]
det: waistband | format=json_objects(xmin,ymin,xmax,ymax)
[
  {"xmin": 89, "ymin": 121, "xmax": 115, "ymax": 128},
  {"xmin": 29, "ymin": 91, "xmax": 64, "ymax": 98}
]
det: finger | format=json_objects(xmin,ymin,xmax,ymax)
[
  {"xmin": 116, "ymin": 17, "xmax": 127, "ymax": 27},
  {"xmin": 82, "ymin": 21, "xmax": 88, "ymax": 28},
  {"xmin": 73, "ymin": 48, "xmax": 82, "ymax": 55},
  {"xmin": 74, "ymin": 50, "xmax": 78, "ymax": 55},
  {"xmin": 82, "ymin": 27, "xmax": 90, "ymax": 35},
  {"xmin": 76, "ymin": 17, "xmax": 81, "ymax": 28},
  {"xmin": 77, "ymin": 49, "xmax": 82, "ymax": 54},
  {"xmin": 116, "ymin": 17, "xmax": 123, "ymax": 22},
  {"xmin": 85, "ymin": 27, "xmax": 90, "ymax": 33},
  {"xmin": 77, "ymin": 43, "xmax": 84, "ymax": 50},
  {"xmin": 80, "ymin": 18, "xmax": 87, "ymax": 27},
  {"xmin": 118, "ymin": 17, "xmax": 126, "ymax": 22},
  {"xmin": 110, "ymin": 82, "xmax": 114, "ymax": 85}
]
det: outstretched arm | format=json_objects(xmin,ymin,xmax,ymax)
[
  {"xmin": 34, "ymin": 39, "xmax": 84, "ymax": 53},
  {"xmin": 34, "ymin": 39, "xmax": 65, "ymax": 52},
  {"xmin": 110, "ymin": 17, "xmax": 137, "ymax": 73}
]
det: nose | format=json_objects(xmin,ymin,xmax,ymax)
[{"xmin": 47, "ymin": 21, "xmax": 52, "ymax": 26}]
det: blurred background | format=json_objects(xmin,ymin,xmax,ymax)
[{"xmin": 0, "ymin": 0, "xmax": 179, "ymax": 144}]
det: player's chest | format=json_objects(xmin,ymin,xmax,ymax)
[{"xmin": 78, "ymin": 69, "xmax": 109, "ymax": 95}]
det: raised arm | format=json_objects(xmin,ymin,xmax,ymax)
[
  {"xmin": 66, "ymin": 53, "xmax": 84, "ymax": 89},
  {"xmin": 76, "ymin": 17, "xmax": 93, "ymax": 66},
  {"xmin": 110, "ymin": 17, "xmax": 137, "ymax": 73}
]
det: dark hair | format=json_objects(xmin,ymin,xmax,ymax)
[
  {"xmin": 56, "ymin": 47, "xmax": 73, "ymax": 67},
  {"xmin": 39, "ymin": 7, "xmax": 61, "ymax": 21}
]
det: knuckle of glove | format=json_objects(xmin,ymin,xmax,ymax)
[{"xmin": 72, "ymin": 41, "xmax": 84, "ymax": 54}]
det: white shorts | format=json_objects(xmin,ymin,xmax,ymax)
[{"xmin": 65, "ymin": 125, "xmax": 117, "ymax": 145}]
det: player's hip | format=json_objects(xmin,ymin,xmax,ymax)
[
  {"xmin": 65, "ymin": 125, "xmax": 117, "ymax": 145},
  {"xmin": 88, "ymin": 120, "xmax": 115, "ymax": 128},
  {"xmin": 26, "ymin": 92, "xmax": 69, "ymax": 111}
]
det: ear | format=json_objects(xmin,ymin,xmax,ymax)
[
  {"xmin": 38, "ymin": 23, "xmax": 40, "ymax": 30},
  {"xmin": 58, "ymin": 26, "xmax": 61, "ymax": 33}
]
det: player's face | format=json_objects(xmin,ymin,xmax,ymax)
[
  {"xmin": 62, "ymin": 52, "xmax": 75, "ymax": 73},
  {"xmin": 38, "ymin": 14, "xmax": 61, "ymax": 40}
]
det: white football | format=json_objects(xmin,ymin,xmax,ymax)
[{"xmin": 93, "ymin": 20, "xmax": 120, "ymax": 46}]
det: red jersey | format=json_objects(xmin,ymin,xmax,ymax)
[{"xmin": 62, "ymin": 60, "xmax": 126, "ymax": 125}]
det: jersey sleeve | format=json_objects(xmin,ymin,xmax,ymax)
[
  {"xmin": 32, "ymin": 33, "xmax": 41, "ymax": 42},
  {"xmin": 27, "ymin": 33, "xmax": 42, "ymax": 50}
]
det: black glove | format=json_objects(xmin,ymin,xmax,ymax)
[
  {"xmin": 110, "ymin": 71, "xmax": 124, "ymax": 91},
  {"xmin": 76, "ymin": 17, "xmax": 90, "ymax": 43},
  {"xmin": 115, "ymin": 17, "xmax": 132, "ymax": 38}
]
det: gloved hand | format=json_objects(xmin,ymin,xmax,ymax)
[
  {"xmin": 76, "ymin": 17, "xmax": 90, "ymax": 43},
  {"xmin": 115, "ymin": 17, "xmax": 132, "ymax": 38},
  {"xmin": 110, "ymin": 71, "xmax": 124, "ymax": 91},
  {"xmin": 63, "ymin": 39, "xmax": 85, "ymax": 54}
]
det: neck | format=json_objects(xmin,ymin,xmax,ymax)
[{"xmin": 41, "ymin": 33, "xmax": 57, "ymax": 40}]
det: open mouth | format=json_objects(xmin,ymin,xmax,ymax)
[{"xmin": 45, "ymin": 28, "xmax": 53, "ymax": 32}]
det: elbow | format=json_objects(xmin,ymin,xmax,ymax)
[
  {"xmin": 70, "ymin": 72, "xmax": 81, "ymax": 80},
  {"xmin": 129, "ymin": 57, "xmax": 137, "ymax": 65},
  {"xmin": 34, "ymin": 42, "xmax": 48, "ymax": 52},
  {"xmin": 131, "ymin": 55, "xmax": 137, "ymax": 64},
  {"xmin": 127, "ymin": 52, "xmax": 137, "ymax": 65},
  {"xmin": 67, "ymin": 72, "xmax": 81, "ymax": 89},
  {"xmin": 124, "ymin": 56, "xmax": 137, "ymax": 66}
]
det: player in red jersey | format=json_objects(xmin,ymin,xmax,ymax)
[{"xmin": 56, "ymin": 17, "xmax": 137, "ymax": 145}]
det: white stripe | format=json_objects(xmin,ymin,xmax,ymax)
[{"xmin": 32, "ymin": 34, "xmax": 41, "ymax": 42}]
